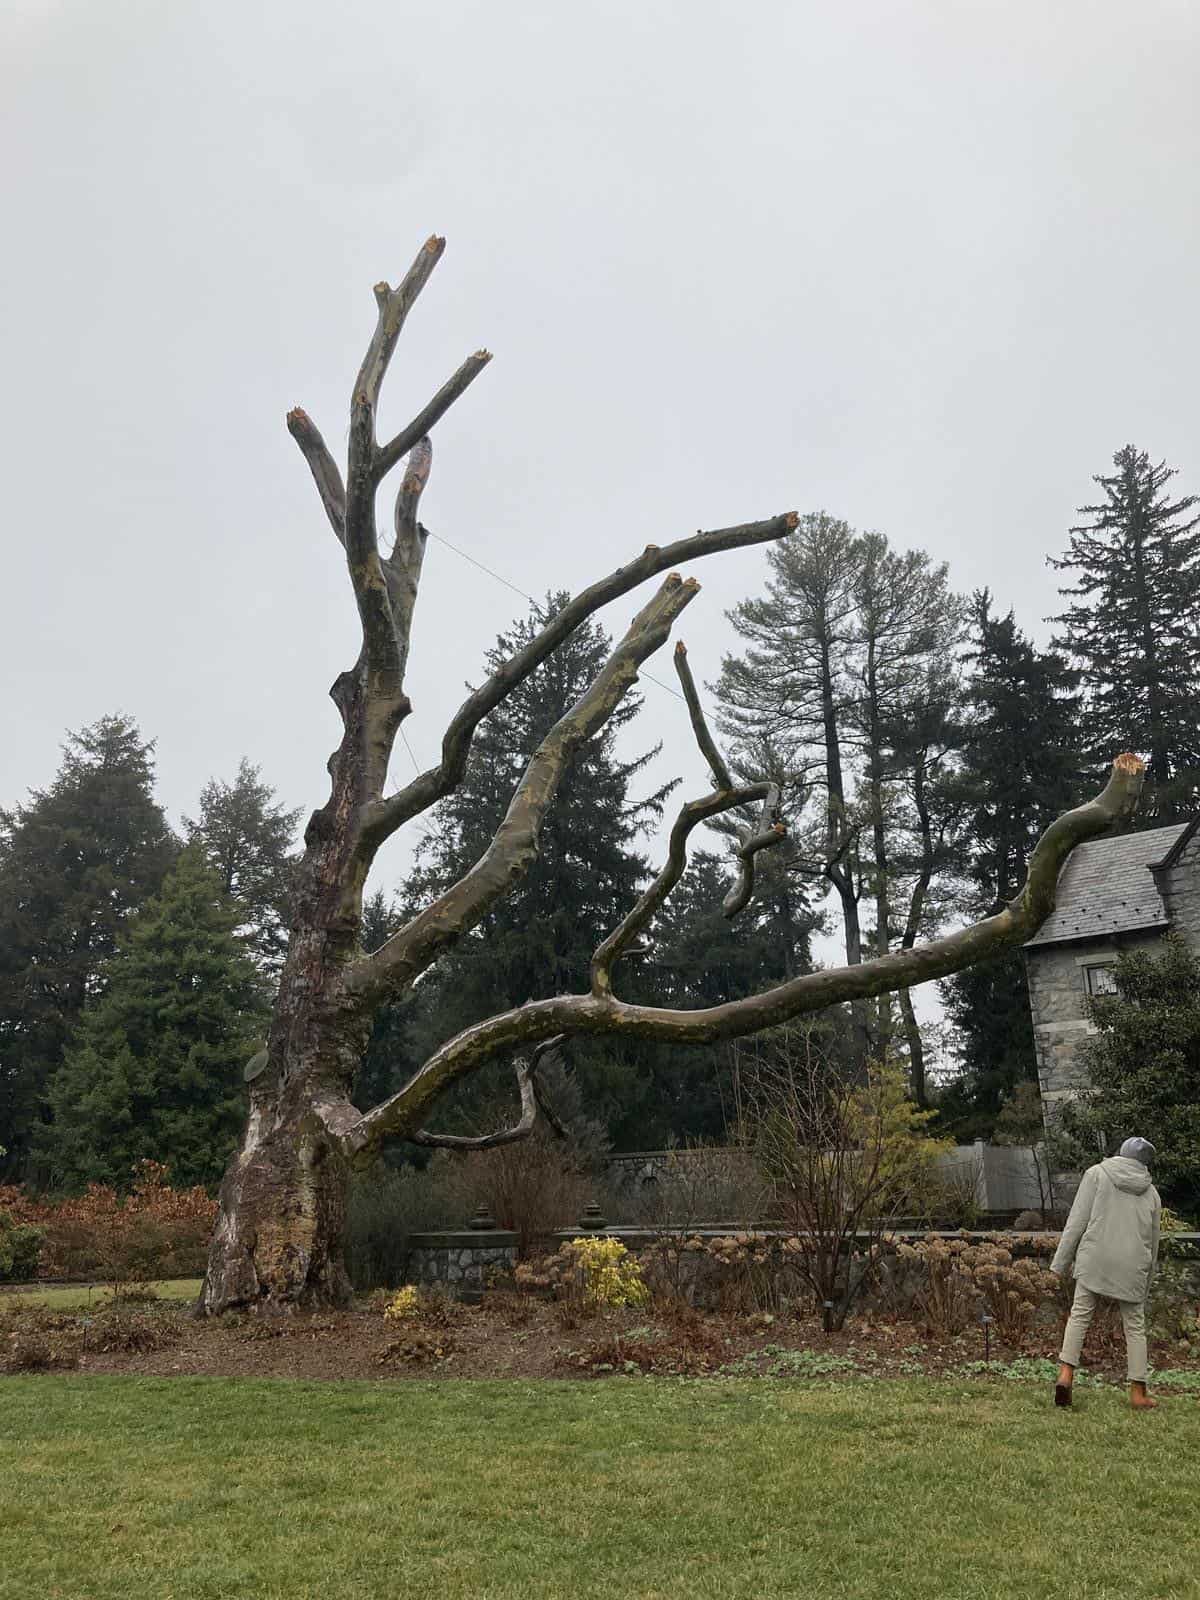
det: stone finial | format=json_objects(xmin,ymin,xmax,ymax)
[
  {"xmin": 578, "ymin": 1202, "xmax": 608, "ymax": 1231},
  {"xmin": 467, "ymin": 1205, "xmax": 498, "ymax": 1231}
]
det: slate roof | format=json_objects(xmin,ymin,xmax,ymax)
[{"xmin": 1024, "ymin": 823, "xmax": 1191, "ymax": 949}]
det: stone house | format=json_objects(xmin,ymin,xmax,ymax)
[{"xmin": 1024, "ymin": 819, "xmax": 1200, "ymax": 1114}]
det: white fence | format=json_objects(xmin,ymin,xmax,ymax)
[{"xmin": 934, "ymin": 1140, "xmax": 1066, "ymax": 1215}]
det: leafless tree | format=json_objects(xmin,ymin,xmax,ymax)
[{"xmin": 198, "ymin": 238, "xmax": 1146, "ymax": 1313}]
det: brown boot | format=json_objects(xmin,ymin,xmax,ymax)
[
  {"xmin": 1055, "ymin": 1362, "xmax": 1074, "ymax": 1407},
  {"xmin": 1130, "ymin": 1381, "xmax": 1157, "ymax": 1411}
]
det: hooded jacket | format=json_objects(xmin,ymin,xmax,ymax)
[{"xmin": 1051, "ymin": 1156, "xmax": 1161, "ymax": 1303}]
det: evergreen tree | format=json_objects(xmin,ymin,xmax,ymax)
[
  {"xmin": 938, "ymin": 594, "xmax": 1083, "ymax": 1133},
  {"xmin": 623, "ymin": 849, "xmax": 813, "ymax": 1144},
  {"xmin": 0, "ymin": 716, "xmax": 176, "ymax": 1179},
  {"xmin": 1050, "ymin": 445, "xmax": 1200, "ymax": 819},
  {"xmin": 1064, "ymin": 933, "xmax": 1200, "ymax": 1209},
  {"xmin": 39, "ymin": 849, "xmax": 268, "ymax": 1191},
  {"xmin": 718, "ymin": 518, "xmax": 967, "ymax": 1081},
  {"xmin": 185, "ymin": 759, "xmax": 301, "ymax": 970}
]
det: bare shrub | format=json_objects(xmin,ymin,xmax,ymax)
[
  {"xmin": 733, "ymin": 1027, "xmax": 949, "ymax": 1328},
  {"xmin": 435, "ymin": 1128, "xmax": 601, "ymax": 1258}
]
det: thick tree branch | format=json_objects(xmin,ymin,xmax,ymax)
[
  {"xmin": 376, "ymin": 352, "xmax": 494, "ymax": 482},
  {"xmin": 385, "ymin": 437, "xmax": 433, "ymax": 683},
  {"xmin": 343, "ymin": 753, "xmax": 1145, "ymax": 1155},
  {"xmin": 349, "ymin": 574, "xmax": 705, "ymax": 1009},
  {"xmin": 591, "ymin": 783, "xmax": 771, "ymax": 997},
  {"xmin": 363, "ymin": 513, "xmax": 799, "ymax": 849},
  {"xmin": 286, "ymin": 409, "xmax": 346, "ymax": 544},
  {"xmin": 354, "ymin": 236, "xmax": 447, "ymax": 421}
]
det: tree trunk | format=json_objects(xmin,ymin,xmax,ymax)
[
  {"xmin": 201, "ymin": 1094, "xmax": 355, "ymax": 1312},
  {"xmin": 200, "ymin": 911, "xmax": 371, "ymax": 1311},
  {"xmin": 897, "ymin": 985, "xmax": 926, "ymax": 1108}
]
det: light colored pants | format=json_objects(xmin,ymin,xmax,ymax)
[{"xmin": 1059, "ymin": 1282, "xmax": 1148, "ymax": 1382}]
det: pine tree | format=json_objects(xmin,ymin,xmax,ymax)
[
  {"xmin": 718, "ymin": 518, "xmax": 967, "ymax": 1080},
  {"xmin": 185, "ymin": 759, "xmax": 301, "ymax": 970},
  {"xmin": 39, "ymin": 849, "xmax": 268, "ymax": 1191},
  {"xmin": 0, "ymin": 716, "xmax": 176, "ymax": 1179},
  {"xmin": 938, "ymin": 594, "xmax": 1083, "ymax": 1133},
  {"xmin": 1050, "ymin": 445, "xmax": 1200, "ymax": 819}
]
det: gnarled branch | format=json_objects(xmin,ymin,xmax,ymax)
[
  {"xmin": 723, "ymin": 784, "xmax": 786, "ymax": 919},
  {"xmin": 673, "ymin": 641, "xmax": 734, "ymax": 789},
  {"xmin": 408, "ymin": 1036, "xmax": 566, "ymax": 1150},
  {"xmin": 343, "ymin": 753, "xmax": 1145, "ymax": 1155},
  {"xmin": 591, "ymin": 783, "xmax": 772, "ymax": 997}
]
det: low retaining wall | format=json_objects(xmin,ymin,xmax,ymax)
[{"xmin": 405, "ymin": 1229, "xmax": 518, "ymax": 1299}]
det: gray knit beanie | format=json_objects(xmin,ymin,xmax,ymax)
[{"xmin": 1119, "ymin": 1136, "xmax": 1156, "ymax": 1165}]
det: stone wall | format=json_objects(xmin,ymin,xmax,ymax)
[
  {"xmin": 1025, "ymin": 930, "xmax": 1163, "ymax": 1113},
  {"xmin": 405, "ymin": 1229, "xmax": 518, "ymax": 1299},
  {"xmin": 1159, "ymin": 829, "xmax": 1200, "ymax": 942}
]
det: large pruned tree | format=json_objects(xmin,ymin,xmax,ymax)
[{"xmin": 198, "ymin": 238, "xmax": 1148, "ymax": 1314}]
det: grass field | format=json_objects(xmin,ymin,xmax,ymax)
[
  {"xmin": 0, "ymin": 1279, "xmax": 203, "ymax": 1311},
  {"xmin": 2, "ymin": 1375, "xmax": 1197, "ymax": 1600}
]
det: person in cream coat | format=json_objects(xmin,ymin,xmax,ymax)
[{"xmin": 1051, "ymin": 1136, "xmax": 1162, "ymax": 1410}]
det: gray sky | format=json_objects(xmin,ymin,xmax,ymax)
[{"xmin": 4, "ymin": 0, "xmax": 1199, "ymax": 945}]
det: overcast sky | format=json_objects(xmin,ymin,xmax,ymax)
[{"xmin": 4, "ymin": 0, "xmax": 1199, "ymax": 941}]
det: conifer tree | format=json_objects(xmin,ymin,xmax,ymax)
[
  {"xmin": 1050, "ymin": 445, "xmax": 1200, "ymax": 819},
  {"xmin": 185, "ymin": 759, "xmax": 301, "ymax": 970},
  {"xmin": 939, "ymin": 594, "xmax": 1083, "ymax": 1132},
  {"xmin": 0, "ymin": 716, "xmax": 176, "ymax": 1179},
  {"xmin": 718, "ymin": 518, "xmax": 966, "ymax": 1076},
  {"xmin": 39, "ymin": 849, "xmax": 268, "ymax": 1191}
]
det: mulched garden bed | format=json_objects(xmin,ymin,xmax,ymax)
[{"xmin": 5, "ymin": 1288, "xmax": 1198, "ymax": 1389}]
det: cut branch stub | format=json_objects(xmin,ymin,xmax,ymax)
[{"xmin": 286, "ymin": 409, "xmax": 346, "ymax": 545}]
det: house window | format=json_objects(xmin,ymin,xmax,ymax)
[{"xmin": 1085, "ymin": 964, "xmax": 1118, "ymax": 998}]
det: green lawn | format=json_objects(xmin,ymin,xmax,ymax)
[
  {"xmin": 2, "ymin": 1375, "xmax": 1197, "ymax": 1600},
  {"xmin": 0, "ymin": 1278, "xmax": 202, "ymax": 1311}
]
